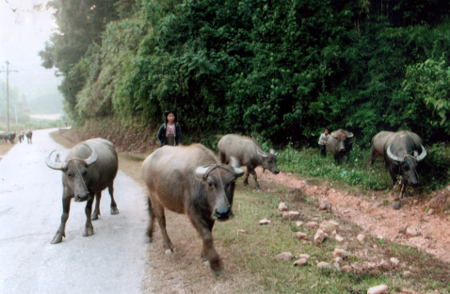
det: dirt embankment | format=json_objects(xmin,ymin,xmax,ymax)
[{"xmin": 258, "ymin": 168, "xmax": 450, "ymax": 263}]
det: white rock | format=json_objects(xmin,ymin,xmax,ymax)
[
  {"xmin": 319, "ymin": 221, "xmax": 334, "ymax": 234},
  {"xmin": 406, "ymin": 226, "xmax": 419, "ymax": 237},
  {"xmin": 293, "ymin": 258, "xmax": 307, "ymax": 267},
  {"xmin": 390, "ymin": 257, "xmax": 400, "ymax": 266},
  {"xmin": 278, "ymin": 202, "xmax": 288, "ymax": 211},
  {"xmin": 367, "ymin": 284, "xmax": 388, "ymax": 294},
  {"xmin": 357, "ymin": 234, "xmax": 366, "ymax": 242},
  {"xmin": 319, "ymin": 202, "xmax": 331, "ymax": 211},
  {"xmin": 335, "ymin": 234, "xmax": 344, "ymax": 242},
  {"xmin": 314, "ymin": 229, "xmax": 327, "ymax": 244},
  {"xmin": 333, "ymin": 248, "xmax": 348, "ymax": 259},
  {"xmin": 276, "ymin": 252, "xmax": 293, "ymax": 261},
  {"xmin": 295, "ymin": 221, "xmax": 304, "ymax": 227},
  {"xmin": 295, "ymin": 232, "xmax": 308, "ymax": 240},
  {"xmin": 317, "ymin": 261, "xmax": 331, "ymax": 269},
  {"xmin": 288, "ymin": 211, "xmax": 300, "ymax": 218},
  {"xmin": 259, "ymin": 219, "xmax": 271, "ymax": 225},
  {"xmin": 328, "ymin": 220, "xmax": 340, "ymax": 228},
  {"xmin": 342, "ymin": 265, "xmax": 352, "ymax": 273},
  {"xmin": 403, "ymin": 270, "xmax": 412, "ymax": 278},
  {"xmin": 334, "ymin": 256, "xmax": 343, "ymax": 263},
  {"xmin": 299, "ymin": 254, "xmax": 311, "ymax": 260},
  {"xmin": 427, "ymin": 208, "xmax": 434, "ymax": 215}
]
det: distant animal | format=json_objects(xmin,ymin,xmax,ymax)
[
  {"xmin": 141, "ymin": 144, "xmax": 244, "ymax": 273},
  {"xmin": 44, "ymin": 138, "xmax": 120, "ymax": 244},
  {"xmin": 217, "ymin": 134, "xmax": 279, "ymax": 191},
  {"xmin": 326, "ymin": 129, "xmax": 355, "ymax": 164},
  {"xmin": 18, "ymin": 131, "xmax": 24, "ymax": 143},
  {"xmin": 0, "ymin": 131, "xmax": 6, "ymax": 143},
  {"xmin": 369, "ymin": 131, "xmax": 427, "ymax": 202},
  {"xmin": 25, "ymin": 130, "xmax": 32, "ymax": 144},
  {"xmin": 5, "ymin": 132, "xmax": 16, "ymax": 144}
]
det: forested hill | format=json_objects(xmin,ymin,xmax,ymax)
[{"xmin": 40, "ymin": 0, "xmax": 450, "ymax": 146}]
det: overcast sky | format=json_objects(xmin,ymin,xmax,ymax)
[{"xmin": 0, "ymin": 0, "xmax": 62, "ymax": 101}]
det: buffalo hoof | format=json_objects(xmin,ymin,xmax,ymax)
[
  {"xmin": 165, "ymin": 249, "xmax": 174, "ymax": 255},
  {"xmin": 91, "ymin": 213, "xmax": 99, "ymax": 221},
  {"xmin": 51, "ymin": 233, "xmax": 64, "ymax": 244},
  {"xmin": 110, "ymin": 207, "xmax": 119, "ymax": 215},
  {"xmin": 392, "ymin": 201, "xmax": 401, "ymax": 210},
  {"xmin": 83, "ymin": 227, "xmax": 94, "ymax": 237}
]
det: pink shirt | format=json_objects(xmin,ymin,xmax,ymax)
[{"xmin": 166, "ymin": 124, "xmax": 176, "ymax": 135}]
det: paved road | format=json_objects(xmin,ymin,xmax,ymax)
[{"xmin": 0, "ymin": 129, "xmax": 150, "ymax": 294}]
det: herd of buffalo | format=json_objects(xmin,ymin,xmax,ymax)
[
  {"xmin": 0, "ymin": 130, "xmax": 33, "ymax": 144},
  {"xmin": 41, "ymin": 129, "xmax": 427, "ymax": 273}
]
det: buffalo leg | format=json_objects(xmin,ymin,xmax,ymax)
[
  {"xmin": 243, "ymin": 167, "xmax": 250, "ymax": 186},
  {"xmin": 219, "ymin": 152, "xmax": 227, "ymax": 164},
  {"xmin": 248, "ymin": 167, "xmax": 261, "ymax": 191},
  {"xmin": 51, "ymin": 195, "xmax": 71, "ymax": 244},
  {"xmin": 146, "ymin": 197, "xmax": 156, "ymax": 243},
  {"xmin": 152, "ymin": 197, "xmax": 175, "ymax": 253},
  {"xmin": 92, "ymin": 191, "xmax": 102, "ymax": 220},
  {"xmin": 108, "ymin": 184, "xmax": 119, "ymax": 215},
  {"xmin": 188, "ymin": 212, "xmax": 221, "ymax": 273},
  {"xmin": 83, "ymin": 198, "xmax": 94, "ymax": 237}
]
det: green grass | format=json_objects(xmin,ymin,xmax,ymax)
[
  {"xmin": 214, "ymin": 182, "xmax": 450, "ymax": 293},
  {"xmin": 276, "ymin": 143, "xmax": 450, "ymax": 194}
]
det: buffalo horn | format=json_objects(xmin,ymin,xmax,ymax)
[
  {"xmin": 195, "ymin": 166, "xmax": 209, "ymax": 177},
  {"xmin": 229, "ymin": 156, "xmax": 244, "ymax": 177},
  {"xmin": 45, "ymin": 150, "xmax": 67, "ymax": 170},
  {"xmin": 82, "ymin": 144, "xmax": 98, "ymax": 166},
  {"xmin": 416, "ymin": 144, "xmax": 427, "ymax": 162},
  {"xmin": 257, "ymin": 149, "xmax": 268, "ymax": 158},
  {"xmin": 386, "ymin": 144, "xmax": 403, "ymax": 163}
]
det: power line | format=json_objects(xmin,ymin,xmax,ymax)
[{"xmin": 0, "ymin": 61, "xmax": 18, "ymax": 132}]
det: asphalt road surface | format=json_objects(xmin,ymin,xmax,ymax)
[{"xmin": 0, "ymin": 129, "xmax": 150, "ymax": 294}]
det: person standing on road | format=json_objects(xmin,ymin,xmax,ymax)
[
  {"xmin": 318, "ymin": 128, "xmax": 330, "ymax": 157},
  {"xmin": 157, "ymin": 110, "xmax": 183, "ymax": 147}
]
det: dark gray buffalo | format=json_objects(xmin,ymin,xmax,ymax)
[
  {"xmin": 45, "ymin": 138, "xmax": 119, "ymax": 244},
  {"xmin": 218, "ymin": 134, "xmax": 279, "ymax": 191},
  {"xmin": 18, "ymin": 131, "xmax": 24, "ymax": 143},
  {"xmin": 326, "ymin": 129, "xmax": 355, "ymax": 164},
  {"xmin": 0, "ymin": 131, "xmax": 6, "ymax": 143},
  {"xmin": 142, "ymin": 144, "xmax": 244, "ymax": 273},
  {"xmin": 369, "ymin": 131, "xmax": 427, "ymax": 203},
  {"xmin": 25, "ymin": 130, "xmax": 32, "ymax": 144}
]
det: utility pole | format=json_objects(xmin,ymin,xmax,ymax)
[{"xmin": 1, "ymin": 61, "xmax": 18, "ymax": 132}]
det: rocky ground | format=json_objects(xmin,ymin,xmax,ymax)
[{"xmin": 258, "ymin": 168, "xmax": 450, "ymax": 264}]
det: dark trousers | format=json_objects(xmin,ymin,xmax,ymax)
[{"xmin": 319, "ymin": 144, "xmax": 326, "ymax": 157}]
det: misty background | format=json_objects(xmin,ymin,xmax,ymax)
[{"xmin": 0, "ymin": 0, "xmax": 63, "ymax": 128}]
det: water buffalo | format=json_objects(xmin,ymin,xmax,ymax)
[
  {"xmin": 217, "ymin": 134, "xmax": 279, "ymax": 191},
  {"xmin": 0, "ymin": 131, "xmax": 6, "ymax": 143},
  {"xmin": 326, "ymin": 129, "xmax": 355, "ymax": 164},
  {"xmin": 141, "ymin": 144, "xmax": 244, "ymax": 273},
  {"xmin": 45, "ymin": 138, "xmax": 119, "ymax": 244},
  {"xmin": 369, "ymin": 131, "xmax": 427, "ymax": 203},
  {"xmin": 25, "ymin": 130, "xmax": 32, "ymax": 144},
  {"xmin": 18, "ymin": 131, "xmax": 24, "ymax": 143}
]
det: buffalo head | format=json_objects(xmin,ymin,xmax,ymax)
[
  {"xmin": 45, "ymin": 144, "xmax": 98, "ymax": 202},
  {"xmin": 387, "ymin": 144, "xmax": 427, "ymax": 187},
  {"xmin": 257, "ymin": 149, "xmax": 279, "ymax": 174},
  {"xmin": 195, "ymin": 157, "xmax": 244, "ymax": 221}
]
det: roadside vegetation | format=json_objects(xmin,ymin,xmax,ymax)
[{"xmin": 40, "ymin": 0, "xmax": 450, "ymax": 148}]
